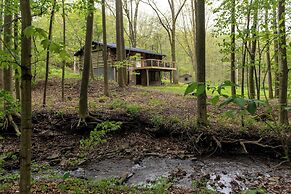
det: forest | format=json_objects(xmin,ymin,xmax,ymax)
[{"xmin": 0, "ymin": 0, "xmax": 290, "ymax": 193}]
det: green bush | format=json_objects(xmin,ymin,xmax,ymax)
[{"xmin": 80, "ymin": 121, "xmax": 122, "ymax": 152}]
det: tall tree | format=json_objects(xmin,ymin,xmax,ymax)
[
  {"xmin": 146, "ymin": 0, "xmax": 187, "ymax": 84},
  {"xmin": 19, "ymin": 0, "xmax": 32, "ymax": 192},
  {"xmin": 230, "ymin": 0, "xmax": 236, "ymax": 96},
  {"xmin": 123, "ymin": 0, "xmax": 140, "ymax": 47},
  {"xmin": 14, "ymin": 10, "xmax": 20, "ymax": 101},
  {"xmin": 195, "ymin": 0, "xmax": 207, "ymax": 125},
  {"xmin": 79, "ymin": 0, "xmax": 94, "ymax": 119},
  {"xmin": 277, "ymin": 0, "xmax": 289, "ymax": 125},
  {"xmin": 43, "ymin": 0, "xmax": 57, "ymax": 106},
  {"xmin": 0, "ymin": 0, "xmax": 3, "ymax": 89},
  {"xmin": 102, "ymin": 0, "xmax": 109, "ymax": 96},
  {"xmin": 3, "ymin": 0, "xmax": 13, "ymax": 103},
  {"xmin": 264, "ymin": 1, "xmax": 273, "ymax": 99},
  {"xmin": 61, "ymin": 0, "xmax": 66, "ymax": 101},
  {"xmin": 248, "ymin": 0, "xmax": 258, "ymax": 99},
  {"xmin": 272, "ymin": 4, "xmax": 280, "ymax": 98},
  {"xmin": 116, "ymin": 0, "xmax": 126, "ymax": 87}
]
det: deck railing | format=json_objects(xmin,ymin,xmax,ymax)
[{"xmin": 136, "ymin": 59, "xmax": 176, "ymax": 69}]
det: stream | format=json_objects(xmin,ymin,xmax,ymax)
[{"xmin": 66, "ymin": 155, "xmax": 291, "ymax": 193}]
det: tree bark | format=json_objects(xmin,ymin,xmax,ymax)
[
  {"xmin": 265, "ymin": 4, "xmax": 273, "ymax": 99},
  {"xmin": 102, "ymin": 0, "xmax": 109, "ymax": 96},
  {"xmin": 79, "ymin": 0, "xmax": 94, "ymax": 119},
  {"xmin": 272, "ymin": 4, "xmax": 280, "ymax": 98},
  {"xmin": 19, "ymin": 0, "xmax": 32, "ymax": 193},
  {"xmin": 43, "ymin": 0, "xmax": 57, "ymax": 107},
  {"xmin": 0, "ymin": 0, "xmax": 4, "ymax": 89},
  {"xmin": 195, "ymin": 0, "xmax": 207, "ymax": 125},
  {"xmin": 277, "ymin": 0, "xmax": 289, "ymax": 125},
  {"xmin": 241, "ymin": 0, "xmax": 252, "ymax": 97},
  {"xmin": 248, "ymin": 0, "xmax": 258, "ymax": 99},
  {"xmin": 3, "ymin": 0, "xmax": 13, "ymax": 105},
  {"xmin": 61, "ymin": 0, "xmax": 66, "ymax": 101},
  {"xmin": 14, "ymin": 12, "xmax": 20, "ymax": 101},
  {"xmin": 230, "ymin": 0, "xmax": 236, "ymax": 96},
  {"xmin": 116, "ymin": 0, "xmax": 126, "ymax": 87}
]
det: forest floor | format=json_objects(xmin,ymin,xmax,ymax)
[{"xmin": 0, "ymin": 78, "xmax": 291, "ymax": 193}]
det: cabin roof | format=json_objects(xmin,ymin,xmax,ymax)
[{"xmin": 74, "ymin": 41, "xmax": 165, "ymax": 57}]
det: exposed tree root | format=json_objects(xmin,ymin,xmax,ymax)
[{"xmin": 1, "ymin": 114, "xmax": 21, "ymax": 135}]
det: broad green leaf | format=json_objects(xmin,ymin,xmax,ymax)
[
  {"xmin": 63, "ymin": 172, "xmax": 70, "ymax": 180},
  {"xmin": 184, "ymin": 82, "xmax": 197, "ymax": 96},
  {"xmin": 41, "ymin": 39, "xmax": 50, "ymax": 49},
  {"xmin": 196, "ymin": 84, "xmax": 206, "ymax": 95},
  {"xmin": 233, "ymin": 97, "xmax": 246, "ymax": 108},
  {"xmin": 35, "ymin": 28, "xmax": 48, "ymax": 38},
  {"xmin": 23, "ymin": 26, "xmax": 35, "ymax": 37},
  {"xmin": 219, "ymin": 96, "xmax": 234, "ymax": 108},
  {"xmin": 210, "ymin": 95, "xmax": 220, "ymax": 105},
  {"xmin": 247, "ymin": 101, "xmax": 257, "ymax": 115}
]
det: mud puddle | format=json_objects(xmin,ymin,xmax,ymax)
[{"xmin": 68, "ymin": 155, "xmax": 291, "ymax": 193}]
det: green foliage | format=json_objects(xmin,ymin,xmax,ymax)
[
  {"xmin": 0, "ymin": 91, "xmax": 20, "ymax": 122},
  {"xmin": 109, "ymin": 99, "xmax": 141, "ymax": 116},
  {"xmin": 145, "ymin": 177, "xmax": 171, "ymax": 194},
  {"xmin": 243, "ymin": 188, "xmax": 266, "ymax": 194},
  {"xmin": 57, "ymin": 177, "xmax": 136, "ymax": 193},
  {"xmin": 80, "ymin": 121, "xmax": 122, "ymax": 152}
]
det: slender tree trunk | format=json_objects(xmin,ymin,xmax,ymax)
[
  {"xmin": 278, "ymin": 0, "xmax": 289, "ymax": 125},
  {"xmin": 171, "ymin": 0, "xmax": 178, "ymax": 84},
  {"xmin": 102, "ymin": 0, "xmax": 109, "ymax": 96},
  {"xmin": 79, "ymin": 0, "xmax": 94, "ymax": 119},
  {"xmin": 14, "ymin": 12, "xmax": 20, "ymax": 101},
  {"xmin": 0, "ymin": 0, "xmax": 3, "ymax": 89},
  {"xmin": 3, "ymin": 0, "xmax": 13, "ymax": 104},
  {"xmin": 61, "ymin": 0, "xmax": 66, "ymax": 101},
  {"xmin": 273, "ymin": 5, "xmax": 280, "ymax": 98},
  {"xmin": 248, "ymin": 0, "xmax": 258, "ymax": 99},
  {"xmin": 230, "ymin": 0, "xmax": 236, "ymax": 96},
  {"xmin": 43, "ymin": 0, "xmax": 57, "ymax": 107},
  {"xmin": 19, "ymin": 0, "xmax": 32, "ymax": 193},
  {"xmin": 265, "ymin": 5, "xmax": 273, "ymax": 99},
  {"xmin": 116, "ymin": 0, "xmax": 126, "ymax": 87},
  {"xmin": 195, "ymin": 0, "xmax": 207, "ymax": 125}
]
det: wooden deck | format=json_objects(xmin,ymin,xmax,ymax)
[{"xmin": 133, "ymin": 59, "xmax": 176, "ymax": 71}]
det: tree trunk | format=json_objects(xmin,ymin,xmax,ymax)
[
  {"xmin": 195, "ymin": 0, "xmax": 207, "ymax": 125},
  {"xmin": 19, "ymin": 0, "xmax": 32, "ymax": 193},
  {"xmin": 273, "ymin": 5, "xmax": 280, "ymax": 98},
  {"xmin": 14, "ymin": 12, "xmax": 20, "ymax": 101},
  {"xmin": 79, "ymin": 0, "xmax": 94, "ymax": 119},
  {"xmin": 230, "ymin": 0, "xmax": 236, "ymax": 96},
  {"xmin": 61, "ymin": 0, "xmax": 66, "ymax": 101},
  {"xmin": 116, "ymin": 0, "xmax": 126, "ymax": 87},
  {"xmin": 102, "ymin": 0, "xmax": 109, "ymax": 96},
  {"xmin": 3, "ymin": 0, "xmax": 13, "ymax": 105},
  {"xmin": 43, "ymin": 0, "xmax": 57, "ymax": 107},
  {"xmin": 171, "ymin": 0, "xmax": 178, "ymax": 84},
  {"xmin": 248, "ymin": 0, "xmax": 258, "ymax": 99},
  {"xmin": 277, "ymin": 0, "xmax": 289, "ymax": 125},
  {"xmin": 0, "ymin": 0, "xmax": 4, "ymax": 89},
  {"xmin": 265, "ymin": 5, "xmax": 273, "ymax": 99}
]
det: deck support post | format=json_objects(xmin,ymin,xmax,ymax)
[
  {"xmin": 170, "ymin": 71, "xmax": 173, "ymax": 84},
  {"xmin": 146, "ymin": 69, "xmax": 149, "ymax": 86}
]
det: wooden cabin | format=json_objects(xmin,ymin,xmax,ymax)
[{"xmin": 74, "ymin": 41, "xmax": 177, "ymax": 86}]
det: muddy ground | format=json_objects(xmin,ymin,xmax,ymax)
[{"xmin": 1, "ymin": 78, "xmax": 291, "ymax": 193}]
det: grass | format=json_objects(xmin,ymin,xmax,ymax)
[{"xmin": 141, "ymin": 81, "xmax": 291, "ymax": 100}]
